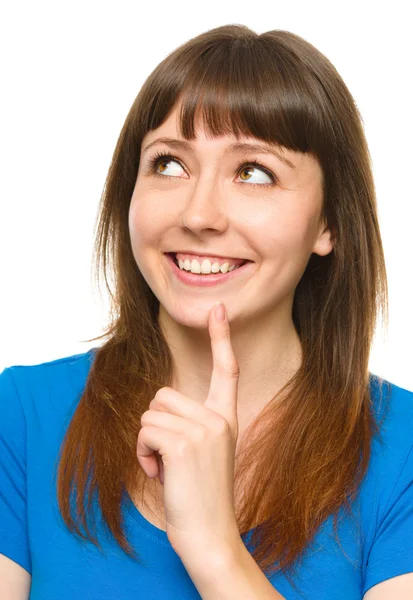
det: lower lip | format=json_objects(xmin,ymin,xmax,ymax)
[{"xmin": 165, "ymin": 253, "xmax": 254, "ymax": 287}]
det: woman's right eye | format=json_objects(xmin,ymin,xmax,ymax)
[{"xmin": 147, "ymin": 152, "xmax": 184, "ymax": 180}]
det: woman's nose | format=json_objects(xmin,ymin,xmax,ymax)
[{"xmin": 179, "ymin": 174, "xmax": 229, "ymax": 234}]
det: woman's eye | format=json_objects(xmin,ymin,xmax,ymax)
[
  {"xmin": 237, "ymin": 165, "xmax": 274, "ymax": 186},
  {"xmin": 155, "ymin": 157, "xmax": 184, "ymax": 177},
  {"xmin": 147, "ymin": 152, "xmax": 277, "ymax": 188}
]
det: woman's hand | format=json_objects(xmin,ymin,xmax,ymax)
[{"xmin": 136, "ymin": 302, "xmax": 241, "ymax": 558}]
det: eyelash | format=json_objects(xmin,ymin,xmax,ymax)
[{"xmin": 146, "ymin": 150, "xmax": 278, "ymax": 188}]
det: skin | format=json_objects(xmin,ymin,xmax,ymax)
[{"xmin": 128, "ymin": 102, "xmax": 335, "ymax": 447}]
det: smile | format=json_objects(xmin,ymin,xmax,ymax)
[{"xmin": 164, "ymin": 253, "xmax": 254, "ymax": 287}]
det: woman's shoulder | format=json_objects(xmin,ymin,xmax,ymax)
[
  {"xmin": 360, "ymin": 373, "xmax": 413, "ymax": 511},
  {"xmin": 359, "ymin": 376, "xmax": 413, "ymax": 590},
  {"xmin": 0, "ymin": 347, "xmax": 97, "ymax": 418},
  {"xmin": 368, "ymin": 373, "xmax": 413, "ymax": 451}
]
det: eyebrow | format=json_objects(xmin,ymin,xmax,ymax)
[{"xmin": 141, "ymin": 136, "xmax": 296, "ymax": 169}]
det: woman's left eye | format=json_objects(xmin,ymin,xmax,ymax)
[
  {"xmin": 236, "ymin": 163, "xmax": 275, "ymax": 187},
  {"xmin": 145, "ymin": 151, "xmax": 278, "ymax": 188}
]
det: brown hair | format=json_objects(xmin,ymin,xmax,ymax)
[{"xmin": 55, "ymin": 24, "xmax": 390, "ymax": 588}]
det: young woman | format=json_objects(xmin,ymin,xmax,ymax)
[{"xmin": 1, "ymin": 24, "xmax": 412, "ymax": 600}]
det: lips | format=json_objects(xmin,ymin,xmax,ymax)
[{"xmin": 165, "ymin": 251, "xmax": 254, "ymax": 286}]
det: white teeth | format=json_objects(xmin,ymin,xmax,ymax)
[{"xmin": 177, "ymin": 257, "xmax": 240, "ymax": 274}]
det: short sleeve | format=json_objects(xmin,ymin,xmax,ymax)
[
  {"xmin": 0, "ymin": 367, "xmax": 31, "ymax": 574},
  {"xmin": 363, "ymin": 442, "xmax": 413, "ymax": 594}
]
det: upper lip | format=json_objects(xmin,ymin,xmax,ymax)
[{"xmin": 166, "ymin": 251, "xmax": 251, "ymax": 262}]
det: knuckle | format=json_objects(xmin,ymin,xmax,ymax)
[
  {"xmin": 154, "ymin": 387, "xmax": 168, "ymax": 401},
  {"xmin": 176, "ymin": 439, "xmax": 190, "ymax": 457},
  {"xmin": 215, "ymin": 416, "xmax": 230, "ymax": 435},
  {"xmin": 192, "ymin": 425, "xmax": 207, "ymax": 442},
  {"xmin": 151, "ymin": 393, "xmax": 166, "ymax": 410},
  {"xmin": 140, "ymin": 410, "xmax": 150, "ymax": 426},
  {"xmin": 226, "ymin": 360, "xmax": 240, "ymax": 378}
]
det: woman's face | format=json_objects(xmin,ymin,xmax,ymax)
[{"xmin": 128, "ymin": 104, "xmax": 334, "ymax": 329}]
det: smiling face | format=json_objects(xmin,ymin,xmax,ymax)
[{"xmin": 128, "ymin": 102, "xmax": 334, "ymax": 331}]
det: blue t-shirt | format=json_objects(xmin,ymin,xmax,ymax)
[{"xmin": 1, "ymin": 348, "xmax": 413, "ymax": 599}]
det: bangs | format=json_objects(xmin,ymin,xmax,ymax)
[{"xmin": 144, "ymin": 35, "xmax": 327, "ymax": 157}]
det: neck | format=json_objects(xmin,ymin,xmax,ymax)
[{"xmin": 157, "ymin": 302, "xmax": 303, "ymax": 418}]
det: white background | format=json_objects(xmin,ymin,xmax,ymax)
[{"xmin": 1, "ymin": 1, "xmax": 412, "ymax": 390}]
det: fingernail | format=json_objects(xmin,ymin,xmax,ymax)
[{"xmin": 215, "ymin": 302, "xmax": 226, "ymax": 322}]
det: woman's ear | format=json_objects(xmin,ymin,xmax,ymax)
[{"xmin": 312, "ymin": 221, "xmax": 336, "ymax": 257}]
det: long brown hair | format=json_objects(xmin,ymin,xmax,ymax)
[{"xmin": 55, "ymin": 24, "xmax": 390, "ymax": 586}]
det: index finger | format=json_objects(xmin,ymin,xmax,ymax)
[{"xmin": 205, "ymin": 303, "xmax": 240, "ymax": 415}]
